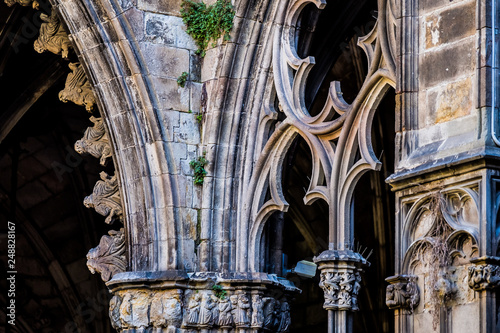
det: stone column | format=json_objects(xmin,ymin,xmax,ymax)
[{"xmin": 313, "ymin": 249, "xmax": 369, "ymax": 333}]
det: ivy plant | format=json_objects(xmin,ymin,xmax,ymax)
[
  {"xmin": 190, "ymin": 153, "xmax": 208, "ymax": 185},
  {"xmin": 181, "ymin": 0, "xmax": 235, "ymax": 57},
  {"xmin": 177, "ymin": 71, "xmax": 189, "ymax": 88},
  {"xmin": 212, "ymin": 285, "xmax": 227, "ymax": 299}
]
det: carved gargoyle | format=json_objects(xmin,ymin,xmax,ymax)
[
  {"xmin": 385, "ymin": 275, "xmax": 420, "ymax": 311},
  {"xmin": 84, "ymin": 171, "xmax": 122, "ymax": 224},
  {"xmin": 4, "ymin": 0, "xmax": 39, "ymax": 9},
  {"xmin": 86, "ymin": 228, "xmax": 126, "ymax": 282},
  {"xmin": 34, "ymin": 9, "xmax": 72, "ymax": 59},
  {"xmin": 59, "ymin": 63, "xmax": 96, "ymax": 112},
  {"xmin": 75, "ymin": 116, "xmax": 112, "ymax": 166}
]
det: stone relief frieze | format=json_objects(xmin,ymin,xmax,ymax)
[
  {"xmin": 385, "ymin": 275, "xmax": 420, "ymax": 311},
  {"xmin": 86, "ymin": 228, "xmax": 126, "ymax": 282},
  {"xmin": 75, "ymin": 116, "xmax": 112, "ymax": 166},
  {"xmin": 59, "ymin": 63, "xmax": 96, "ymax": 112},
  {"xmin": 108, "ymin": 287, "xmax": 292, "ymax": 332},
  {"xmin": 84, "ymin": 171, "xmax": 122, "ymax": 224},
  {"xmin": 34, "ymin": 9, "xmax": 72, "ymax": 59}
]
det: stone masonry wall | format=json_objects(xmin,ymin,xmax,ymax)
[{"xmin": 122, "ymin": 1, "xmax": 203, "ymax": 271}]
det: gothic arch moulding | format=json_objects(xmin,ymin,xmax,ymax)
[{"xmin": 50, "ymin": 0, "xmax": 180, "ymax": 272}]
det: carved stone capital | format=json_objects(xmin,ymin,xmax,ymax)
[
  {"xmin": 87, "ymin": 228, "xmax": 126, "ymax": 282},
  {"xmin": 84, "ymin": 171, "xmax": 122, "ymax": 224},
  {"xmin": 34, "ymin": 8, "xmax": 72, "ymax": 59},
  {"xmin": 105, "ymin": 272, "xmax": 297, "ymax": 332},
  {"xmin": 60, "ymin": 63, "xmax": 96, "ymax": 112},
  {"xmin": 385, "ymin": 275, "xmax": 420, "ymax": 311},
  {"xmin": 313, "ymin": 249, "xmax": 369, "ymax": 311},
  {"xmin": 468, "ymin": 256, "xmax": 500, "ymax": 291}
]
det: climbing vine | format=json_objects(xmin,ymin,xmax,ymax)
[
  {"xmin": 181, "ymin": 0, "xmax": 235, "ymax": 57},
  {"xmin": 190, "ymin": 153, "xmax": 208, "ymax": 185}
]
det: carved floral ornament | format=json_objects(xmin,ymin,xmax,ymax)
[{"xmin": 243, "ymin": 0, "xmax": 398, "ymax": 272}]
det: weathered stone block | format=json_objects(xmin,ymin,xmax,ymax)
[
  {"xmin": 427, "ymin": 77, "xmax": 473, "ymax": 124},
  {"xmin": 420, "ymin": 38, "xmax": 475, "ymax": 87},
  {"xmin": 140, "ymin": 43, "xmax": 190, "ymax": 79},
  {"xmin": 424, "ymin": 1, "xmax": 475, "ymax": 49},
  {"xmin": 137, "ymin": 0, "xmax": 183, "ymax": 17},
  {"xmin": 419, "ymin": 0, "xmax": 469, "ymax": 14},
  {"xmin": 152, "ymin": 77, "xmax": 190, "ymax": 112},
  {"xmin": 144, "ymin": 13, "xmax": 197, "ymax": 50}
]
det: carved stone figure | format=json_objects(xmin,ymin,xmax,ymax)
[
  {"xmin": 4, "ymin": 0, "xmax": 39, "ymax": 8},
  {"xmin": 34, "ymin": 9, "xmax": 72, "ymax": 59},
  {"xmin": 235, "ymin": 294, "xmax": 251, "ymax": 327},
  {"xmin": 262, "ymin": 297, "xmax": 276, "ymax": 330},
  {"xmin": 251, "ymin": 294, "xmax": 264, "ymax": 328},
  {"xmin": 277, "ymin": 301, "xmax": 291, "ymax": 333},
  {"xmin": 230, "ymin": 294, "xmax": 239, "ymax": 326},
  {"xmin": 109, "ymin": 295, "xmax": 122, "ymax": 330},
  {"xmin": 75, "ymin": 116, "xmax": 112, "ymax": 166},
  {"xmin": 468, "ymin": 264, "xmax": 500, "ymax": 290},
  {"xmin": 184, "ymin": 293, "xmax": 201, "ymax": 327},
  {"xmin": 84, "ymin": 171, "xmax": 122, "ymax": 224},
  {"xmin": 199, "ymin": 293, "xmax": 217, "ymax": 327},
  {"xmin": 86, "ymin": 228, "xmax": 126, "ymax": 282},
  {"xmin": 385, "ymin": 275, "xmax": 420, "ymax": 311},
  {"xmin": 217, "ymin": 296, "xmax": 233, "ymax": 327},
  {"xmin": 60, "ymin": 63, "xmax": 96, "ymax": 112}
]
